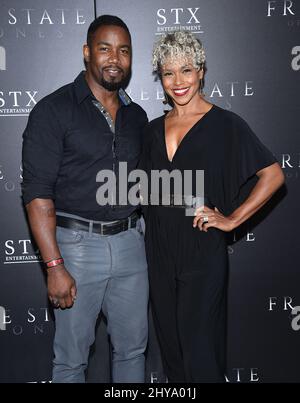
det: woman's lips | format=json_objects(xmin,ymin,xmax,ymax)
[{"xmin": 172, "ymin": 87, "xmax": 190, "ymax": 97}]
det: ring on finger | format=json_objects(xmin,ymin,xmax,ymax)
[{"xmin": 52, "ymin": 299, "xmax": 59, "ymax": 307}]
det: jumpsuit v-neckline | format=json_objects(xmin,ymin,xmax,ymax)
[{"xmin": 163, "ymin": 104, "xmax": 215, "ymax": 163}]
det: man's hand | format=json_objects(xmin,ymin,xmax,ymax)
[{"xmin": 47, "ymin": 265, "xmax": 77, "ymax": 309}]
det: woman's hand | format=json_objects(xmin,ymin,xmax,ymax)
[
  {"xmin": 193, "ymin": 163, "xmax": 284, "ymax": 233},
  {"xmin": 193, "ymin": 206, "xmax": 236, "ymax": 232}
]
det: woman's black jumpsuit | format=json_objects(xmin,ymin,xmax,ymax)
[{"xmin": 140, "ymin": 105, "xmax": 276, "ymax": 382}]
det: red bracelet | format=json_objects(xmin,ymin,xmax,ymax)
[{"xmin": 45, "ymin": 258, "xmax": 64, "ymax": 269}]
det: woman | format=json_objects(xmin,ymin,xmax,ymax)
[{"xmin": 140, "ymin": 31, "xmax": 285, "ymax": 383}]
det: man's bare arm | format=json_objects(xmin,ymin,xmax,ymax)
[{"xmin": 26, "ymin": 198, "xmax": 76, "ymax": 308}]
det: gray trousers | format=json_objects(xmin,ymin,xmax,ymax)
[{"xmin": 52, "ymin": 213, "xmax": 149, "ymax": 383}]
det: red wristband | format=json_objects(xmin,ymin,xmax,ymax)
[{"xmin": 45, "ymin": 258, "xmax": 64, "ymax": 269}]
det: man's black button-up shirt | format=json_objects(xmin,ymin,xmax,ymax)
[{"xmin": 22, "ymin": 71, "xmax": 148, "ymax": 221}]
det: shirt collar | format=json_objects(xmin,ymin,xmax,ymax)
[
  {"xmin": 74, "ymin": 71, "xmax": 132, "ymax": 106},
  {"xmin": 118, "ymin": 87, "xmax": 132, "ymax": 106}
]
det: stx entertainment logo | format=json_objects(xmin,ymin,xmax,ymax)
[
  {"xmin": 156, "ymin": 7, "xmax": 203, "ymax": 35},
  {"xmin": 0, "ymin": 90, "xmax": 38, "ymax": 116},
  {"xmin": 4, "ymin": 239, "xmax": 42, "ymax": 264}
]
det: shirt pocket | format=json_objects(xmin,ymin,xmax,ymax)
[{"xmin": 65, "ymin": 129, "xmax": 112, "ymax": 160}]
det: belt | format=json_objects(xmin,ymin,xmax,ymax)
[{"xmin": 56, "ymin": 212, "xmax": 139, "ymax": 236}]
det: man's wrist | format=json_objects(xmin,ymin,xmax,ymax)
[{"xmin": 44, "ymin": 257, "xmax": 64, "ymax": 269}]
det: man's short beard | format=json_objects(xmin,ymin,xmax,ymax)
[{"xmin": 100, "ymin": 76, "xmax": 128, "ymax": 92}]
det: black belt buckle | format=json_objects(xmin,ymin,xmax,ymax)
[
  {"xmin": 122, "ymin": 220, "xmax": 127, "ymax": 232},
  {"xmin": 95, "ymin": 222, "xmax": 103, "ymax": 235}
]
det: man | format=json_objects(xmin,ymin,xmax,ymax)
[{"xmin": 22, "ymin": 15, "xmax": 148, "ymax": 383}]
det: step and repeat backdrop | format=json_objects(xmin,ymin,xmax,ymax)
[{"xmin": 0, "ymin": 0, "xmax": 299, "ymax": 383}]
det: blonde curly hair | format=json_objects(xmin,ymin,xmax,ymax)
[{"xmin": 152, "ymin": 31, "xmax": 206, "ymax": 75}]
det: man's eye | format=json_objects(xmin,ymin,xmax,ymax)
[
  {"xmin": 183, "ymin": 69, "xmax": 192, "ymax": 73},
  {"xmin": 120, "ymin": 49, "xmax": 129, "ymax": 55},
  {"xmin": 163, "ymin": 72, "xmax": 172, "ymax": 76},
  {"xmin": 99, "ymin": 47, "xmax": 108, "ymax": 52}
]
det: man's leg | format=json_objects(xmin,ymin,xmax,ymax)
[
  {"xmin": 52, "ymin": 226, "xmax": 111, "ymax": 383},
  {"xmin": 102, "ymin": 221, "xmax": 149, "ymax": 383}
]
